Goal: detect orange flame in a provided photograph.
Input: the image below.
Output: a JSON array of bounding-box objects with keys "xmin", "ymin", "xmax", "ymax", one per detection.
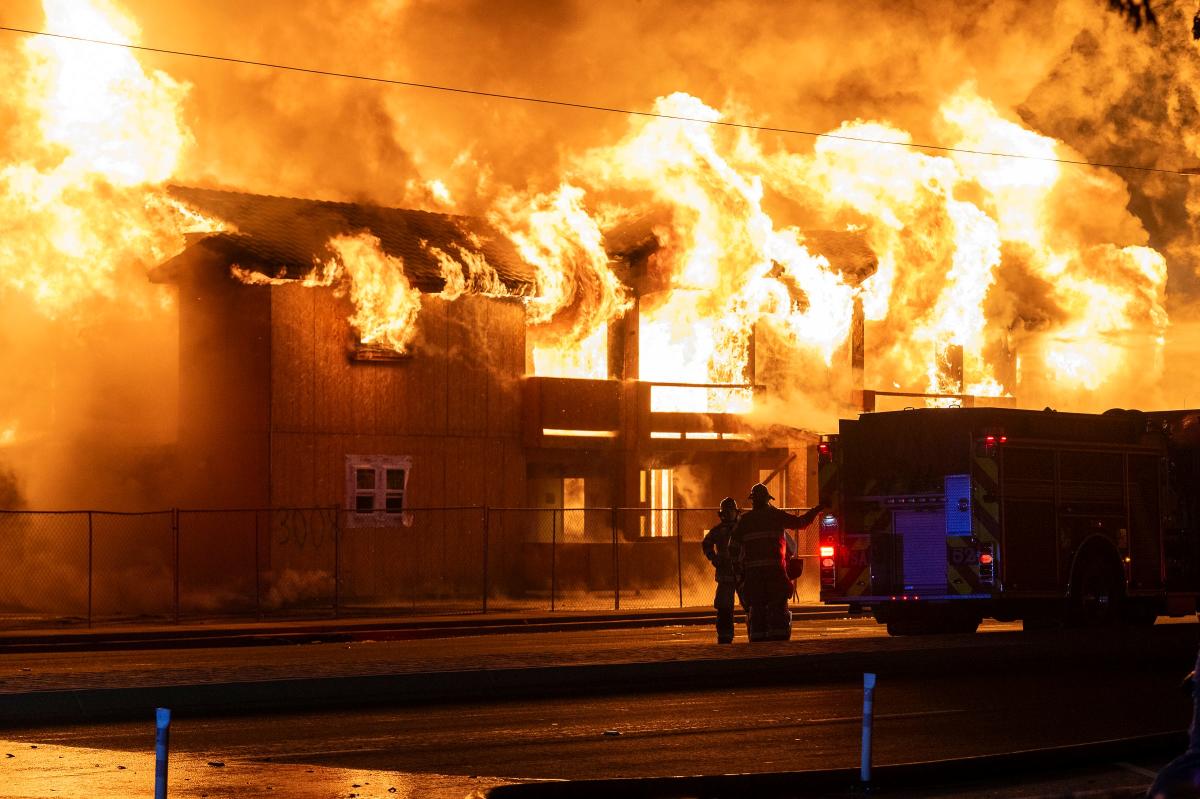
[{"xmin": 0, "ymin": 0, "xmax": 215, "ymax": 317}]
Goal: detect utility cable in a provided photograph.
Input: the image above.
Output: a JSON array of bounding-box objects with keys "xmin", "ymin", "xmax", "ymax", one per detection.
[{"xmin": 1, "ymin": 23, "xmax": 1196, "ymax": 178}]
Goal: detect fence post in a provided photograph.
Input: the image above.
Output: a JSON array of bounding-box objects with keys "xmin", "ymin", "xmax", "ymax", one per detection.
[
  {"xmin": 612, "ymin": 506, "xmax": 620, "ymax": 611},
  {"xmin": 550, "ymin": 509, "xmax": 557, "ymax": 612},
  {"xmin": 332, "ymin": 507, "xmax": 341, "ymax": 618},
  {"xmin": 675, "ymin": 508, "xmax": 683, "ymax": 608},
  {"xmin": 482, "ymin": 507, "xmax": 490, "ymax": 614},
  {"xmin": 253, "ymin": 510, "xmax": 262, "ymax": 620},
  {"xmin": 87, "ymin": 511, "xmax": 93, "ymax": 628},
  {"xmin": 172, "ymin": 508, "xmax": 180, "ymax": 624}
]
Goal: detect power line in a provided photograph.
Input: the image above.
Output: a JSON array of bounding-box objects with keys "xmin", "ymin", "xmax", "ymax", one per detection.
[{"xmin": 1, "ymin": 23, "xmax": 1196, "ymax": 178}]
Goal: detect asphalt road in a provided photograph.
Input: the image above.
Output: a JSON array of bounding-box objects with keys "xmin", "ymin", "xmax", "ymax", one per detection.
[{"xmin": 1, "ymin": 651, "xmax": 1191, "ymax": 798}]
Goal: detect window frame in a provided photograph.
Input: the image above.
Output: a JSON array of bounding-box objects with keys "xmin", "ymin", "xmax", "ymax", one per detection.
[{"xmin": 345, "ymin": 455, "xmax": 412, "ymax": 527}]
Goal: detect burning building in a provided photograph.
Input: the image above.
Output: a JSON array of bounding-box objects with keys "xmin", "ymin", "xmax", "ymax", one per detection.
[{"xmin": 151, "ymin": 184, "xmax": 839, "ymax": 514}]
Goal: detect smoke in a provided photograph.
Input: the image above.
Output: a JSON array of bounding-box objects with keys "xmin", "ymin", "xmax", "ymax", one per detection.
[{"xmin": 0, "ymin": 0, "xmax": 188, "ymax": 509}]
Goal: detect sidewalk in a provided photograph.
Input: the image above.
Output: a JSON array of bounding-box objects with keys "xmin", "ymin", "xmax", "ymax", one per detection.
[
  {"xmin": 1, "ymin": 618, "xmax": 1195, "ymax": 727},
  {"xmin": 0, "ymin": 604, "xmax": 848, "ymax": 652}
]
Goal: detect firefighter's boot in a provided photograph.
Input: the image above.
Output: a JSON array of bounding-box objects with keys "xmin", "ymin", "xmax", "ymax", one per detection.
[
  {"xmin": 765, "ymin": 603, "xmax": 792, "ymax": 641},
  {"xmin": 716, "ymin": 606, "xmax": 734, "ymax": 644},
  {"xmin": 746, "ymin": 605, "xmax": 768, "ymax": 642}
]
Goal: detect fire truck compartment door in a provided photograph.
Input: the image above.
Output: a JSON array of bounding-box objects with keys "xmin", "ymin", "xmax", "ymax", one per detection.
[
  {"xmin": 945, "ymin": 474, "xmax": 972, "ymax": 535},
  {"xmin": 895, "ymin": 509, "xmax": 947, "ymax": 592}
]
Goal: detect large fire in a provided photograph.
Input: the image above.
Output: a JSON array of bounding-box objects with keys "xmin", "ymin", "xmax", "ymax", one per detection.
[{"xmin": 0, "ymin": 0, "xmax": 1186, "ymax": 440}]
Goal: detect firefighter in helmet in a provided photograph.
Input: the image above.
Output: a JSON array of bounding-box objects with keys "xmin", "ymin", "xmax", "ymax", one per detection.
[
  {"xmin": 701, "ymin": 497, "xmax": 742, "ymax": 644},
  {"xmin": 730, "ymin": 483, "xmax": 824, "ymax": 642}
]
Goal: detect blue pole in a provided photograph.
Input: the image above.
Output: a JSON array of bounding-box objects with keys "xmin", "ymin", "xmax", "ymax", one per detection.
[
  {"xmin": 861, "ymin": 673, "xmax": 876, "ymax": 785},
  {"xmin": 155, "ymin": 707, "xmax": 170, "ymax": 799}
]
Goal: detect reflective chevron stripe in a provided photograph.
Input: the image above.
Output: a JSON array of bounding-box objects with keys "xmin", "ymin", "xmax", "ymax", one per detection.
[
  {"xmin": 971, "ymin": 454, "xmax": 1001, "ymax": 544},
  {"xmin": 971, "ymin": 452, "xmax": 1001, "ymax": 590}
]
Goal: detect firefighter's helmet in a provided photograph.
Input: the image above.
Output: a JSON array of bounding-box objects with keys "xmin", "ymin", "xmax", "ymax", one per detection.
[
  {"xmin": 719, "ymin": 497, "xmax": 738, "ymax": 521},
  {"xmin": 749, "ymin": 483, "xmax": 774, "ymax": 502}
]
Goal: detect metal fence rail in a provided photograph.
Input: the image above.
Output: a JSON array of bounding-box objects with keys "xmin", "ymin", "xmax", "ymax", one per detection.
[{"xmin": 0, "ymin": 506, "xmax": 818, "ymax": 630}]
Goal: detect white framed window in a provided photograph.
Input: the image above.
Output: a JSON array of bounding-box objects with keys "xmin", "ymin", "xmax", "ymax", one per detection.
[{"xmin": 345, "ymin": 455, "xmax": 412, "ymax": 527}]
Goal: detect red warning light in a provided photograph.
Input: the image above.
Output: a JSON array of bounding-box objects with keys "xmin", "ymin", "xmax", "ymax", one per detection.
[{"xmin": 979, "ymin": 553, "xmax": 994, "ymax": 565}]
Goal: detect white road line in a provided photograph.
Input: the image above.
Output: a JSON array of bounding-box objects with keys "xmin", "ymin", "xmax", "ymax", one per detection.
[
  {"xmin": 249, "ymin": 746, "xmax": 391, "ymax": 761},
  {"xmin": 1115, "ymin": 761, "xmax": 1160, "ymax": 779},
  {"xmin": 806, "ymin": 708, "xmax": 969, "ymax": 724}
]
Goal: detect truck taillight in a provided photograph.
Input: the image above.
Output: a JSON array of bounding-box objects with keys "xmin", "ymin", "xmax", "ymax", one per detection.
[
  {"xmin": 980, "ymin": 428, "xmax": 1008, "ymax": 458},
  {"xmin": 820, "ymin": 539, "xmax": 837, "ymax": 587},
  {"xmin": 979, "ymin": 543, "xmax": 996, "ymax": 584}
]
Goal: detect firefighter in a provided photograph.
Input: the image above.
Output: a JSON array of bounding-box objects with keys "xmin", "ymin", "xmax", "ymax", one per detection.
[
  {"xmin": 1147, "ymin": 655, "xmax": 1200, "ymax": 798},
  {"xmin": 730, "ymin": 483, "xmax": 824, "ymax": 642},
  {"xmin": 701, "ymin": 497, "xmax": 741, "ymax": 644}
]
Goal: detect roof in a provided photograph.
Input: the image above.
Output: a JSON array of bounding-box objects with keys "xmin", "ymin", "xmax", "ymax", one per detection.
[{"xmin": 153, "ymin": 185, "xmax": 538, "ymax": 294}]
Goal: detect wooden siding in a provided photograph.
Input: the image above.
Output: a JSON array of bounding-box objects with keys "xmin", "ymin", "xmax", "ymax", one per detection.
[
  {"xmin": 268, "ymin": 288, "xmax": 527, "ymax": 510},
  {"xmin": 175, "ymin": 248, "xmax": 271, "ymax": 508}
]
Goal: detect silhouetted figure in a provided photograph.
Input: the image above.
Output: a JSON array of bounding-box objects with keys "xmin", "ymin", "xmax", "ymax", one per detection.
[
  {"xmin": 701, "ymin": 497, "xmax": 741, "ymax": 644},
  {"xmin": 730, "ymin": 484, "xmax": 823, "ymax": 642},
  {"xmin": 1148, "ymin": 652, "xmax": 1200, "ymax": 798}
]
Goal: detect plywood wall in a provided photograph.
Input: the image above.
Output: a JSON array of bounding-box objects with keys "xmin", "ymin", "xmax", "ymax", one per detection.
[
  {"xmin": 268, "ymin": 287, "xmax": 527, "ymax": 510},
  {"xmin": 174, "ymin": 249, "xmax": 272, "ymax": 508}
]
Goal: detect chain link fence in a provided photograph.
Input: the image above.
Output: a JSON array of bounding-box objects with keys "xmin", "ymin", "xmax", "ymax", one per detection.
[{"xmin": 0, "ymin": 506, "xmax": 819, "ymax": 629}]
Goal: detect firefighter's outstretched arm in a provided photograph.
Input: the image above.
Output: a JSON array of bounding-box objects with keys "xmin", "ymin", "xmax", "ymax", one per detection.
[{"xmin": 780, "ymin": 503, "xmax": 825, "ymax": 529}]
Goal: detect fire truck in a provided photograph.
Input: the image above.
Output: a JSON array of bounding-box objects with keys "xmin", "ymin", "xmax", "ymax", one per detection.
[{"xmin": 817, "ymin": 407, "xmax": 1200, "ymax": 635}]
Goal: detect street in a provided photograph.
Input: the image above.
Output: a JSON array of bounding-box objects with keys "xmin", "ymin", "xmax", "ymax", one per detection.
[{"xmin": 0, "ymin": 622, "xmax": 1192, "ymax": 798}]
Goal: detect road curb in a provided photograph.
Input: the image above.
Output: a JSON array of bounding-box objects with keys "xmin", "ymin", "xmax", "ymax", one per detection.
[{"xmin": 3, "ymin": 625, "xmax": 1195, "ymax": 727}]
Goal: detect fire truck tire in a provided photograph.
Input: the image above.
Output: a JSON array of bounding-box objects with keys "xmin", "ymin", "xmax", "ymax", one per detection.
[{"xmin": 885, "ymin": 619, "xmax": 919, "ymax": 636}]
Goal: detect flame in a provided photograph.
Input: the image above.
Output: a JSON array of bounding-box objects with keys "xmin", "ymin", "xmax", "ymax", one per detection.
[
  {"xmin": 0, "ymin": 0, "xmax": 216, "ymax": 318},
  {"xmin": 768, "ymin": 85, "xmax": 1167, "ymax": 406},
  {"xmin": 1, "ymin": 0, "xmax": 1173, "ymax": 426},
  {"xmin": 324, "ymin": 232, "xmax": 422, "ymax": 353},
  {"xmin": 490, "ymin": 184, "xmax": 630, "ymax": 379},
  {"xmin": 234, "ymin": 85, "xmax": 1167, "ymax": 416},
  {"xmin": 565, "ymin": 92, "xmax": 856, "ymax": 411}
]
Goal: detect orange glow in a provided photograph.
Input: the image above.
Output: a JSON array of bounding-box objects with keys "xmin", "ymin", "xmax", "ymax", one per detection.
[
  {"xmin": 0, "ymin": 2, "xmax": 1178, "ymax": 434},
  {"xmin": 1, "ymin": 0, "xmax": 215, "ymax": 318}
]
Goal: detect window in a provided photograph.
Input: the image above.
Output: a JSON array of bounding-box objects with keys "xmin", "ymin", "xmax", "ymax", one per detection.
[
  {"xmin": 563, "ymin": 477, "xmax": 586, "ymax": 539},
  {"xmin": 346, "ymin": 455, "xmax": 412, "ymax": 526},
  {"xmin": 639, "ymin": 468, "xmax": 675, "ymax": 537}
]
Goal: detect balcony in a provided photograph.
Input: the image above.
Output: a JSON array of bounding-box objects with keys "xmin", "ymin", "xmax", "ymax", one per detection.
[{"xmin": 522, "ymin": 377, "xmax": 759, "ymax": 449}]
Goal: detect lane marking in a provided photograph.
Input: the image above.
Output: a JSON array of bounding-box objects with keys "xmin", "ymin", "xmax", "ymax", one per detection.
[
  {"xmin": 1116, "ymin": 761, "xmax": 1160, "ymax": 779},
  {"xmin": 252, "ymin": 746, "xmax": 391, "ymax": 761},
  {"xmin": 806, "ymin": 708, "xmax": 969, "ymax": 724}
]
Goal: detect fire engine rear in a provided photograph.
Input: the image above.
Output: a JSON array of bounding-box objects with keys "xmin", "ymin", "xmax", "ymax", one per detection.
[{"xmin": 817, "ymin": 407, "xmax": 1200, "ymax": 635}]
